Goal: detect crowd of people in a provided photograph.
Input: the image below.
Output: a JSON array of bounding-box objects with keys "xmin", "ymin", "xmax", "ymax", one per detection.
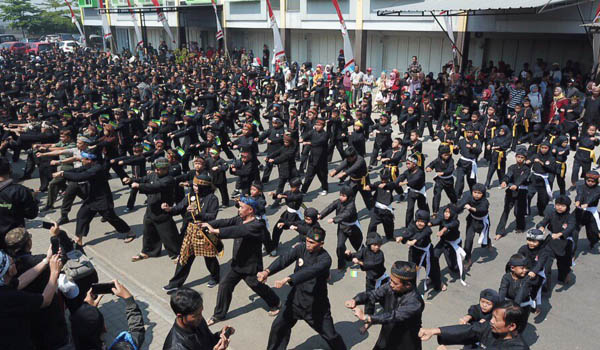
[{"xmin": 0, "ymin": 42, "xmax": 598, "ymax": 350}]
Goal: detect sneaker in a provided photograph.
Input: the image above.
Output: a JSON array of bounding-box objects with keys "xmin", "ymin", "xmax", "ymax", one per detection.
[
  {"xmin": 207, "ymin": 279, "xmax": 218, "ymax": 288},
  {"xmin": 270, "ymin": 249, "xmax": 277, "ymax": 257},
  {"xmin": 319, "ymin": 190, "xmax": 328, "ymax": 196},
  {"xmin": 162, "ymin": 284, "xmax": 178, "ymax": 293},
  {"xmin": 123, "ymin": 207, "xmax": 133, "ymax": 213}
]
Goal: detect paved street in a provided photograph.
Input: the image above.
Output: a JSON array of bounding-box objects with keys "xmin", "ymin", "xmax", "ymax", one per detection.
[{"xmin": 24, "ymin": 116, "xmax": 599, "ymax": 350}]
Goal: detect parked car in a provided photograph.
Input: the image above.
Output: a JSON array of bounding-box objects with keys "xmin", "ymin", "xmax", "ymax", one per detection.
[
  {"xmin": 42, "ymin": 34, "xmax": 61, "ymax": 43},
  {"xmin": 57, "ymin": 33, "xmax": 75, "ymax": 41},
  {"xmin": 0, "ymin": 41, "xmax": 27, "ymax": 54},
  {"xmin": 26, "ymin": 42, "xmax": 52, "ymax": 55},
  {"xmin": 21, "ymin": 37, "xmax": 39, "ymax": 43},
  {"xmin": 59, "ymin": 40, "xmax": 79, "ymax": 53},
  {"xmin": 0, "ymin": 34, "xmax": 17, "ymax": 43}
]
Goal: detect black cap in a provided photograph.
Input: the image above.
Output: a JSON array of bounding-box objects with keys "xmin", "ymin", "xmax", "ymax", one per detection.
[
  {"xmin": 290, "ymin": 177, "xmax": 302, "ymax": 188},
  {"xmin": 390, "ymin": 260, "xmax": 417, "ymax": 280},
  {"xmin": 366, "ymin": 232, "xmax": 384, "ymax": 246},
  {"xmin": 480, "ymin": 288, "xmax": 501, "ymax": 305},
  {"xmin": 345, "ymin": 146, "xmax": 357, "ymax": 158},
  {"xmin": 307, "ymin": 226, "xmax": 326, "ymax": 243},
  {"xmin": 340, "ymin": 186, "xmax": 353, "ymax": 198},
  {"xmin": 438, "ymin": 145, "xmax": 451, "ymax": 154},
  {"xmin": 304, "ymin": 207, "xmax": 319, "ymax": 221},
  {"xmin": 508, "ymin": 253, "xmax": 528, "ymax": 267},
  {"xmin": 515, "ymin": 147, "xmax": 527, "ymax": 157},
  {"xmin": 251, "ymin": 181, "xmax": 263, "ymax": 191},
  {"xmin": 415, "ymin": 209, "xmax": 430, "ymax": 222},
  {"xmin": 555, "ymin": 194, "xmax": 571, "ymax": 206},
  {"xmin": 472, "ymin": 183, "xmax": 486, "ymax": 194}
]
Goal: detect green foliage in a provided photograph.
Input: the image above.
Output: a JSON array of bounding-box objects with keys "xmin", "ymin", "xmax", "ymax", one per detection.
[{"xmin": 0, "ymin": 0, "xmax": 80, "ymax": 35}]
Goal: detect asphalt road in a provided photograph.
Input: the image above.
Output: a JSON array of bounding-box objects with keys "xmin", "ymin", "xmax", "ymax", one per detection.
[{"xmin": 24, "ymin": 116, "xmax": 600, "ymax": 350}]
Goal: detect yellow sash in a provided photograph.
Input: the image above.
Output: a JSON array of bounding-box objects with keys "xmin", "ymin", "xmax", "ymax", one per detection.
[
  {"xmin": 494, "ymin": 149, "xmax": 504, "ymax": 169},
  {"xmin": 351, "ymin": 176, "xmax": 369, "ymax": 190},
  {"xmin": 556, "ymin": 160, "xmax": 566, "ymax": 178},
  {"xmin": 441, "ymin": 141, "xmax": 455, "ymax": 154},
  {"xmin": 385, "ymin": 165, "xmax": 399, "ymax": 182},
  {"xmin": 580, "ymin": 147, "xmax": 596, "ymax": 162}
]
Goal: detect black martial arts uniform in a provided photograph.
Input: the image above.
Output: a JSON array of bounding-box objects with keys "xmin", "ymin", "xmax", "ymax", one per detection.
[
  {"xmin": 367, "ymin": 181, "xmax": 396, "ymax": 240},
  {"xmin": 496, "ymin": 162, "xmax": 531, "ymax": 237},
  {"xmin": 335, "ymin": 155, "xmax": 373, "ymax": 210},
  {"xmin": 396, "ymin": 223, "xmax": 442, "ymax": 291},
  {"xmin": 396, "ymin": 166, "xmax": 429, "ymax": 227},
  {"xmin": 270, "ymin": 189, "xmax": 304, "ymax": 252},
  {"xmin": 574, "ymin": 182, "xmax": 600, "ymax": 251},
  {"xmin": 348, "ymin": 245, "xmax": 386, "ymax": 315},
  {"xmin": 436, "ymin": 321, "xmax": 530, "ymax": 350},
  {"xmin": 266, "ymin": 243, "xmax": 347, "ymax": 350},
  {"xmin": 455, "ymin": 193, "xmax": 491, "ymax": 263},
  {"xmin": 427, "ymin": 154, "xmax": 457, "ymax": 215},
  {"xmin": 454, "ymin": 136, "xmax": 482, "ymax": 198},
  {"xmin": 527, "ymin": 149, "xmax": 555, "ymax": 216},
  {"xmin": 536, "ymin": 205, "xmax": 577, "ymax": 283},
  {"xmin": 320, "ymin": 197, "xmax": 364, "ymax": 269},
  {"xmin": 300, "ymin": 127, "xmax": 329, "ymax": 193}
]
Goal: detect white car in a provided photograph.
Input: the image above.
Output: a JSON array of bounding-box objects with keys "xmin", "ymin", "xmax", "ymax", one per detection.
[{"xmin": 59, "ymin": 40, "xmax": 79, "ymax": 53}]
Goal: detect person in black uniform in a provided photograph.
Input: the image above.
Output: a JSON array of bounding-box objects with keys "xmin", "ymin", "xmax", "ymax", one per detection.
[
  {"xmin": 268, "ymin": 177, "xmax": 304, "ymax": 256},
  {"xmin": 259, "ymin": 118, "xmax": 285, "ymax": 184},
  {"xmin": 499, "ymin": 254, "xmax": 540, "ymax": 315},
  {"xmin": 430, "ymin": 205, "xmax": 466, "ymax": 287},
  {"xmin": 571, "ymin": 124, "xmax": 598, "ymax": 187},
  {"xmin": 365, "ymin": 168, "xmax": 396, "ymax": 240},
  {"xmin": 0, "ymin": 157, "xmax": 38, "ymax": 250},
  {"xmin": 163, "ymin": 287, "xmax": 232, "ymax": 350},
  {"xmin": 128, "ymin": 157, "xmax": 181, "ymax": 262},
  {"xmin": 396, "ymin": 153, "xmax": 429, "ymax": 227},
  {"xmin": 574, "ymin": 171, "xmax": 600, "ymax": 252},
  {"xmin": 345, "ymin": 260, "xmax": 425, "ymax": 350},
  {"xmin": 114, "ymin": 143, "xmax": 148, "ymax": 213},
  {"xmin": 284, "ymin": 207, "xmax": 321, "ymax": 243},
  {"xmin": 484, "ymin": 125, "xmax": 512, "ymax": 189},
  {"xmin": 201, "ymin": 196, "xmax": 281, "ymax": 325},
  {"xmin": 55, "ymin": 151, "xmax": 132, "ymax": 247},
  {"xmin": 319, "ymin": 186, "xmax": 363, "ymax": 270},
  {"xmin": 207, "ymin": 148, "xmax": 230, "ymax": 207},
  {"xmin": 527, "ymin": 141, "xmax": 555, "ymax": 217},
  {"xmin": 454, "ymin": 125, "xmax": 482, "ymax": 198},
  {"xmin": 258, "ymin": 226, "xmax": 348, "ymax": 350},
  {"xmin": 426, "ymin": 144, "xmax": 456, "ymax": 217},
  {"xmin": 458, "ymin": 288, "xmax": 501, "ymax": 325},
  {"xmin": 495, "ymin": 147, "xmax": 531, "ymax": 239},
  {"xmin": 330, "ymin": 146, "xmax": 373, "ymax": 210},
  {"xmin": 266, "ymin": 134, "xmax": 298, "ymax": 207},
  {"xmin": 537, "ymin": 195, "xmax": 576, "ymax": 285},
  {"xmin": 517, "ymin": 229, "xmax": 553, "ymax": 307},
  {"xmin": 162, "ymin": 174, "xmax": 220, "ymax": 291},
  {"xmin": 455, "ymin": 183, "xmax": 491, "ymax": 269},
  {"xmin": 369, "ymin": 114, "xmax": 393, "ymax": 168},
  {"xmin": 300, "ymin": 119, "xmax": 329, "ymax": 196},
  {"xmin": 420, "ymin": 300, "xmax": 530, "ymax": 350},
  {"xmin": 344, "ymin": 232, "xmax": 387, "ymax": 315}
]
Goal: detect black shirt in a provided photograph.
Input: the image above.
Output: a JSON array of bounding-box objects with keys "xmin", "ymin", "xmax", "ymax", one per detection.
[{"xmin": 0, "ymin": 285, "xmax": 44, "ymax": 350}]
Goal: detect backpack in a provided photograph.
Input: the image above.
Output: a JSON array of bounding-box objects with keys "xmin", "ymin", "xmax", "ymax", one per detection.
[{"xmin": 63, "ymin": 249, "xmax": 96, "ymax": 281}]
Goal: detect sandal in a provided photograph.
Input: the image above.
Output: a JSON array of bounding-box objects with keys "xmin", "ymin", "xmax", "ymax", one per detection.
[
  {"xmin": 206, "ymin": 316, "xmax": 221, "ymax": 326},
  {"xmin": 124, "ymin": 233, "xmax": 136, "ymax": 244},
  {"xmin": 131, "ymin": 253, "xmax": 149, "ymax": 262}
]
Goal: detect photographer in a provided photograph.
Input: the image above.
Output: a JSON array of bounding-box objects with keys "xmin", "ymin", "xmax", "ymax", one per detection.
[{"xmin": 70, "ymin": 280, "xmax": 145, "ymax": 350}]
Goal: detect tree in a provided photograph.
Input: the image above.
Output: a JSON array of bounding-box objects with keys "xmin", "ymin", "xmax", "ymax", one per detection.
[{"xmin": 0, "ymin": 0, "xmax": 41, "ymax": 36}]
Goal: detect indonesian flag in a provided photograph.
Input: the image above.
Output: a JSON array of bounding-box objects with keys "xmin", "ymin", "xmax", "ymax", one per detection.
[
  {"xmin": 98, "ymin": 0, "xmax": 112, "ymax": 40},
  {"xmin": 150, "ymin": 0, "xmax": 175, "ymax": 44},
  {"xmin": 266, "ymin": 0, "xmax": 285, "ymax": 64},
  {"xmin": 331, "ymin": 0, "xmax": 354, "ymax": 73},
  {"xmin": 64, "ymin": 0, "xmax": 86, "ymax": 47},
  {"xmin": 594, "ymin": 2, "xmax": 600, "ymax": 23},
  {"xmin": 125, "ymin": 0, "xmax": 144, "ymax": 48},
  {"xmin": 211, "ymin": 0, "xmax": 224, "ymax": 41}
]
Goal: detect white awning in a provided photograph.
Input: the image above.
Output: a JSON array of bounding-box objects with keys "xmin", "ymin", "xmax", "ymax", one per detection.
[{"xmin": 377, "ymin": 0, "xmax": 595, "ymax": 16}]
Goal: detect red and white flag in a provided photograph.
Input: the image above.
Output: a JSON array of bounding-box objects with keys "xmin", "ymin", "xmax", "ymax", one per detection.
[
  {"xmin": 331, "ymin": 0, "xmax": 354, "ymax": 72},
  {"xmin": 125, "ymin": 0, "xmax": 144, "ymax": 48},
  {"xmin": 266, "ymin": 0, "xmax": 285, "ymax": 64},
  {"xmin": 64, "ymin": 0, "xmax": 86, "ymax": 47},
  {"xmin": 98, "ymin": 0, "xmax": 112, "ymax": 40},
  {"xmin": 211, "ymin": 0, "xmax": 224, "ymax": 41},
  {"xmin": 150, "ymin": 0, "xmax": 175, "ymax": 44}
]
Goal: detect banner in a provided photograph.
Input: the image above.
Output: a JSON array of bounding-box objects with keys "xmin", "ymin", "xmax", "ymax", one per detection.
[
  {"xmin": 98, "ymin": 0, "xmax": 112, "ymax": 41},
  {"xmin": 125, "ymin": 0, "xmax": 144, "ymax": 48},
  {"xmin": 331, "ymin": 0, "xmax": 354, "ymax": 72},
  {"xmin": 150, "ymin": 0, "xmax": 175, "ymax": 44},
  {"xmin": 64, "ymin": 0, "xmax": 86, "ymax": 47},
  {"xmin": 211, "ymin": 0, "xmax": 224, "ymax": 40},
  {"xmin": 266, "ymin": 0, "xmax": 285, "ymax": 64}
]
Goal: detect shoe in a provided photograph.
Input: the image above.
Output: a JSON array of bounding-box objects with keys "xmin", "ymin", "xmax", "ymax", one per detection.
[
  {"xmin": 100, "ymin": 217, "xmax": 107, "ymax": 223},
  {"xmin": 207, "ymin": 279, "xmax": 218, "ymax": 288},
  {"xmin": 220, "ymin": 204, "xmax": 228, "ymax": 209},
  {"xmin": 319, "ymin": 190, "xmax": 327, "ymax": 196},
  {"xmin": 270, "ymin": 249, "xmax": 277, "ymax": 257},
  {"xmin": 162, "ymin": 284, "xmax": 178, "ymax": 293},
  {"xmin": 57, "ymin": 217, "xmax": 69, "ymax": 225},
  {"xmin": 123, "ymin": 207, "xmax": 133, "ymax": 213},
  {"xmin": 40, "ymin": 205, "xmax": 52, "ymax": 213}
]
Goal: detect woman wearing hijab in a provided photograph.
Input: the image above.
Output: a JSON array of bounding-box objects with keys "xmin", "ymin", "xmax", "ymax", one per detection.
[
  {"xmin": 547, "ymin": 86, "xmax": 569, "ymax": 124},
  {"xmin": 528, "ymin": 84, "xmax": 543, "ymax": 125}
]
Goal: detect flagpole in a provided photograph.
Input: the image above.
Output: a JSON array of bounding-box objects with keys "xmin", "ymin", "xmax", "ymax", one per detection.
[{"xmin": 430, "ymin": 12, "xmax": 463, "ymax": 58}]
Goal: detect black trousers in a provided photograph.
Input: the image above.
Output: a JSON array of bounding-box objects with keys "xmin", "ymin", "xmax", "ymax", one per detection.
[
  {"xmin": 408, "ymin": 245, "xmax": 441, "ymax": 290},
  {"xmin": 61, "ymin": 181, "xmax": 86, "ymax": 219},
  {"xmin": 126, "ymin": 187, "xmax": 139, "ymax": 209},
  {"xmin": 213, "ymin": 269, "xmax": 280, "ymax": 320},
  {"xmin": 262, "ymin": 162, "xmax": 274, "ymax": 183},
  {"xmin": 418, "ymin": 118, "xmax": 435, "ymax": 139},
  {"xmin": 75, "ymin": 205, "xmax": 130, "ymax": 238},
  {"xmin": 433, "ymin": 240, "xmax": 459, "ymax": 274},
  {"xmin": 369, "ymin": 142, "xmax": 388, "ymax": 167},
  {"xmin": 169, "ymin": 255, "xmax": 220, "ymax": 287},
  {"xmin": 405, "ymin": 191, "xmax": 429, "ymax": 227},
  {"xmin": 301, "ymin": 160, "xmax": 328, "ymax": 193},
  {"xmin": 464, "ymin": 216, "xmax": 488, "ymax": 262},
  {"xmin": 348, "ymin": 180, "xmax": 373, "ymax": 210},
  {"xmin": 575, "ymin": 208, "xmax": 600, "ymax": 250},
  {"xmin": 328, "ymin": 140, "xmax": 346, "ymax": 162},
  {"xmin": 556, "ymin": 242, "xmax": 573, "ymax": 283},
  {"xmin": 141, "ymin": 216, "xmax": 181, "ymax": 258},
  {"xmin": 367, "ymin": 208, "xmax": 394, "ymax": 240},
  {"xmin": 215, "ymin": 182, "xmax": 229, "ymax": 206},
  {"xmin": 267, "ymin": 303, "xmax": 347, "ymax": 350},
  {"xmin": 455, "ymin": 163, "xmax": 477, "ymax": 198},
  {"xmin": 336, "ymin": 225, "xmax": 363, "ymax": 269},
  {"xmin": 299, "ymin": 145, "xmax": 311, "ymax": 173},
  {"xmin": 527, "ymin": 180, "xmax": 550, "ymax": 217},
  {"xmin": 485, "ymin": 157, "xmax": 505, "ymax": 188},
  {"xmin": 571, "ymin": 159, "xmax": 592, "ymax": 185},
  {"xmin": 38, "ymin": 162, "xmax": 54, "ymax": 192},
  {"xmin": 432, "ymin": 180, "xmax": 457, "ymax": 214},
  {"xmin": 496, "ymin": 189, "xmax": 528, "ymax": 236}
]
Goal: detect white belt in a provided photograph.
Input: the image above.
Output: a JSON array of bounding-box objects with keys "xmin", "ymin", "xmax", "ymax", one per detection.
[
  {"xmin": 534, "ymin": 269, "xmax": 547, "ymax": 306},
  {"xmin": 436, "ymin": 174, "xmax": 454, "ymax": 180},
  {"xmin": 520, "ymin": 299, "xmax": 536, "ymax": 309},
  {"xmin": 286, "ymin": 206, "xmax": 304, "ymax": 220},
  {"xmin": 375, "ymin": 201, "xmax": 394, "ymax": 213},
  {"xmin": 342, "ymin": 219, "xmax": 362, "ymax": 230},
  {"xmin": 413, "ymin": 243, "xmax": 432, "ymax": 290},
  {"xmin": 518, "ymin": 185, "xmax": 528, "ymax": 190},
  {"xmin": 532, "ymin": 171, "xmax": 552, "ymax": 198},
  {"xmin": 471, "ymin": 214, "xmax": 490, "ymax": 246},
  {"xmin": 375, "ymin": 273, "xmax": 390, "ymax": 288},
  {"xmin": 584, "ymin": 206, "xmax": 600, "ymax": 229},
  {"xmin": 447, "ymin": 238, "xmax": 467, "ymax": 286},
  {"xmin": 460, "ymin": 156, "xmax": 477, "ymax": 180},
  {"xmin": 409, "ymin": 186, "xmax": 427, "ymax": 198}
]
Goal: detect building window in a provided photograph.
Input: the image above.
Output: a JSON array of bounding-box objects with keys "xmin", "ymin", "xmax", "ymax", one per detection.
[
  {"xmin": 370, "ymin": 0, "xmax": 409, "ymax": 13},
  {"xmin": 271, "ymin": 0, "xmax": 280, "ymax": 11},
  {"xmin": 307, "ymin": 0, "xmax": 349, "ymax": 15},
  {"xmin": 287, "ymin": 0, "xmax": 300, "ymax": 12},
  {"xmin": 230, "ymin": 1, "xmax": 261, "ymax": 15}
]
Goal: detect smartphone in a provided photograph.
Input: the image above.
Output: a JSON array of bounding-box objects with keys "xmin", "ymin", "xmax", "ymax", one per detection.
[
  {"xmin": 42, "ymin": 221, "xmax": 54, "ymax": 229},
  {"xmin": 91, "ymin": 282, "xmax": 116, "ymax": 295},
  {"xmin": 50, "ymin": 236, "xmax": 60, "ymax": 255},
  {"xmin": 224, "ymin": 327, "xmax": 233, "ymax": 339}
]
